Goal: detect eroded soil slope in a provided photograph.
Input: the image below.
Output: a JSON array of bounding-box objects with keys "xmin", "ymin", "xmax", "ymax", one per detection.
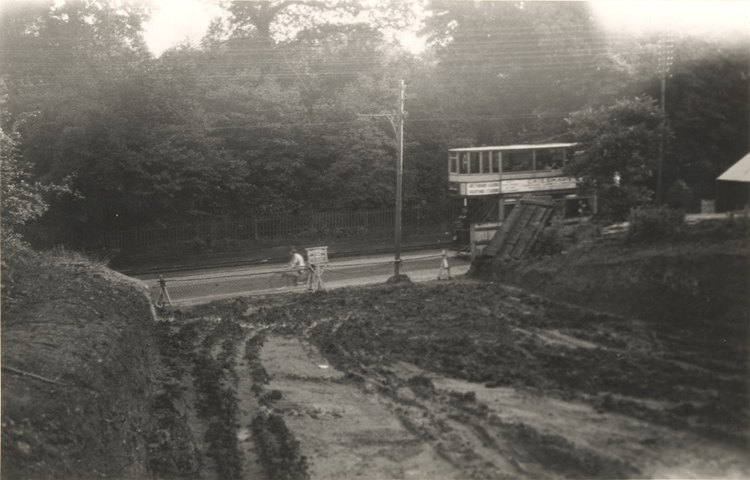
[
  {"xmin": 1, "ymin": 251, "xmax": 158, "ymax": 479},
  {"xmin": 151, "ymin": 279, "xmax": 749, "ymax": 479}
]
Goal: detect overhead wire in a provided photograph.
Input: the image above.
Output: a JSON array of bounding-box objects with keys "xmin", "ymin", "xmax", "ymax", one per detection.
[
  {"xmin": 3, "ymin": 21, "xmax": 663, "ymax": 131},
  {"xmin": 146, "ymin": 111, "xmax": 569, "ymax": 133},
  {"xmin": 5, "ymin": 41, "xmax": 644, "ymax": 64},
  {"xmin": 5, "ymin": 22, "xmax": 646, "ymax": 44},
  {"xmin": 1, "ymin": 57, "xmax": 646, "ymax": 84}
]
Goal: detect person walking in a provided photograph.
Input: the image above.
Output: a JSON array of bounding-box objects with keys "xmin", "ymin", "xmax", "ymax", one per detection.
[{"xmin": 283, "ymin": 247, "xmax": 307, "ymax": 287}]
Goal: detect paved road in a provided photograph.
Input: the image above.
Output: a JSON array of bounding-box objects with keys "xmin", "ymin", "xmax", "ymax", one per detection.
[{"xmin": 139, "ymin": 249, "xmax": 471, "ymax": 306}]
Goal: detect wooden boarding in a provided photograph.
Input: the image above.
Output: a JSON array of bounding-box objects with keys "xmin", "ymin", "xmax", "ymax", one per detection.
[
  {"xmin": 469, "ymin": 222, "xmax": 502, "ymax": 261},
  {"xmin": 469, "ymin": 196, "xmax": 555, "ymax": 275}
]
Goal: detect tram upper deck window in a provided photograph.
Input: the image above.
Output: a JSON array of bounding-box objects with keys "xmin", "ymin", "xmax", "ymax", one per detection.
[
  {"xmin": 460, "ymin": 153, "xmax": 469, "ymax": 173},
  {"xmin": 449, "ymin": 153, "xmax": 458, "ymax": 173},
  {"xmin": 492, "ymin": 152, "xmax": 500, "ymax": 173},
  {"xmin": 470, "ymin": 152, "xmax": 481, "ymax": 173},
  {"xmin": 503, "ymin": 151, "xmax": 533, "ymax": 172},
  {"xmin": 535, "ymin": 149, "xmax": 565, "ymax": 171}
]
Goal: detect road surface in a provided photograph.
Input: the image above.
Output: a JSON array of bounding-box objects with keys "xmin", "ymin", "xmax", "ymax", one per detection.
[{"xmin": 138, "ymin": 249, "xmax": 471, "ymax": 306}]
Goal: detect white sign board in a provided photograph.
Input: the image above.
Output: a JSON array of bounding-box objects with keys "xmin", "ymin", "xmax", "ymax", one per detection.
[
  {"xmin": 501, "ymin": 177, "xmax": 577, "ymax": 193},
  {"xmin": 305, "ymin": 246, "xmax": 328, "ymax": 265},
  {"xmin": 466, "ymin": 182, "xmax": 501, "ymax": 196}
]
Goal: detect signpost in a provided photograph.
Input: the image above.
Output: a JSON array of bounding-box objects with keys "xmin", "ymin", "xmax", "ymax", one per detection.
[{"xmin": 305, "ymin": 246, "xmax": 328, "ymax": 291}]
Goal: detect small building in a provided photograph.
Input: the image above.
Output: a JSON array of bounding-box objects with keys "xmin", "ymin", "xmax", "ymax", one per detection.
[{"xmin": 716, "ymin": 153, "xmax": 750, "ymax": 212}]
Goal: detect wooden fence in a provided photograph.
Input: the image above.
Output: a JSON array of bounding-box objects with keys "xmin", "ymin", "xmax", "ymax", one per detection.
[{"xmin": 99, "ymin": 204, "xmax": 460, "ymax": 250}]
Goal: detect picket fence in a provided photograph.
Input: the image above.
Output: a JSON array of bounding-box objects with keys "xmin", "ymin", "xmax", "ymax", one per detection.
[{"xmin": 101, "ymin": 204, "xmax": 459, "ymax": 249}]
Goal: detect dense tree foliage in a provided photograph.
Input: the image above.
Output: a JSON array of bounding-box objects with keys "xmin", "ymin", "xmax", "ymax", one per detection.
[
  {"xmin": 415, "ymin": 1, "xmax": 631, "ymax": 145},
  {"xmin": 1, "ymin": 119, "xmax": 48, "ymax": 239},
  {"xmin": 1, "ymin": 0, "xmax": 747, "ymax": 246},
  {"xmin": 658, "ymin": 39, "xmax": 750, "ymax": 201},
  {"xmin": 565, "ymin": 96, "xmax": 670, "ymax": 220},
  {"xmin": 0, "ymin": 95, "xmax": 72, "ymax": 248}
]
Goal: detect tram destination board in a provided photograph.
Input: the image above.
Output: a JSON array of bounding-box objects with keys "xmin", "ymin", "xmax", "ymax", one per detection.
[
  {"xmin": 502, "ymin": 177, "xmax": 577, "ymax": 193},
  {"xmin": 466, "ymin": 182, "xmax": 501, "ymax": 196}
]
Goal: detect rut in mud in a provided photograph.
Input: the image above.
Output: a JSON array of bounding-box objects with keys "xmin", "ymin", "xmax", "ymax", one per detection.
[{"xmin": 150, "ymin": 281, "xmax": 749, "ymax": 479}]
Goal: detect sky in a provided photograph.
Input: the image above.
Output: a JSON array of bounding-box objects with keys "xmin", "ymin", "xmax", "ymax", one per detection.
[
  {"xmin": 143, "ymin": 0, "xmax": 223, "ymax": 55},
  {"xmin": 588, "ymin": 1, "xmax": 750, "ymax": 38},
  {"xmin": 143, "ymin": 0, "xmax": 750, "ymax": 57}
]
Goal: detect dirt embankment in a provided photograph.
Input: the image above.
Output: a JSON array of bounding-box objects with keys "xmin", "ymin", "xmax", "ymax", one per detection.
[
  {"xmin": 1, "ymin": 250, "xmax": 162, "ymax": 479},
  {"xmin": 476, "ymin": 237, "xmax": 748, "ymax": 357},
  {"xmin": 2, "ymin": 226, "xmax": 748, "ymax": 480}
]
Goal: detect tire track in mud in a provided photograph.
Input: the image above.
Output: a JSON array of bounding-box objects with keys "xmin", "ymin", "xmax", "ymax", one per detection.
[
  {"xmin": 243, "ymin": 330, "xmax": 310, "ymax": 480},
  {"xmin": 153, "ymin": 313, "xmax": 312, "ymax": 480},
  {"xmin": 234, "ymin": 330, "xmax": 265, "ymax": 480},
  {"xmin": 252, "ymin": 332, "xmax": 638, "ymax": 479},
  {"xmin": 256, "ymin": 334, "xmax": 464, "ymax": 479},
  {"xmin": 344, "ymin": 364, "xmax": 642, "ymax": 479},
  {"xmin": 151, "ymin": 282, "xmax": 750, "ymax": 479}
]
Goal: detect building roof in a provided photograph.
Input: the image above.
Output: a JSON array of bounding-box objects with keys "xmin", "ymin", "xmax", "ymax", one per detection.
[
  {"xmin": 718, "ymin": 153, "xmax": 750, "ymax": 183},
  {"xmin": 449, "ymin": 143, "xmax": 576, "ymax": 152}
]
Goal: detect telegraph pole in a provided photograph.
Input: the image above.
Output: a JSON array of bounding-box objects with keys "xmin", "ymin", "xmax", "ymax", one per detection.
[
  {"xmin": 657, "ymin": 30, "xmax": 674, "ymax": 204},
  {"xmin": 394, "ymin": 80, "xmax": 405, "ymax": 276},
  {"xmin": 358, "ymin": 80, "xmax": 407, "ymax": 279}
]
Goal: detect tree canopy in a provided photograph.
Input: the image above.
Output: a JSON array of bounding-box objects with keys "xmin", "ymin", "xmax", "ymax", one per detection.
[
  {"xmin": 1, "ymin": 0, "xmax": 747, "ymax": 246},
  {"xmin": 565, "ymin": 96, "xmax": 670, "ymax": 220}
]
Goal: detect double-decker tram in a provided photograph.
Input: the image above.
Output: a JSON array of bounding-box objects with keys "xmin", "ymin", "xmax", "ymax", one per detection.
[{"xmin": 448, "ymin": 143, "xmax": 596, "ymax": 249}]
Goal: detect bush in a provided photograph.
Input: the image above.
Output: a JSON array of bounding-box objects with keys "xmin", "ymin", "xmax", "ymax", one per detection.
[
  {"xmin": 598, "ymin": 185, "xmax": 654, "ymax": 223},
  {"xmin": 685, "ymin": 212, "xmax": 750, "ymax": 240},
  {"xmin": 721, "ymin": 211, "xmax": 750, "ymax": 238},
  {"xmin": 529, "ymin": 219, "xmax": 567, "ymax": 258},
  {"xmin": 666, "ymin": 179, "xmax": 693, "ymax": 211},
  {"xmin": 626, "ymin": 206, "xmax": 685, "ymax": 243}
]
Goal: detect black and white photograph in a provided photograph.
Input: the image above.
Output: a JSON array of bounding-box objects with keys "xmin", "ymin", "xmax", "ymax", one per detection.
[{"xmin": 2, "ymin": 0, "xmax": 749, "ymax": 478}]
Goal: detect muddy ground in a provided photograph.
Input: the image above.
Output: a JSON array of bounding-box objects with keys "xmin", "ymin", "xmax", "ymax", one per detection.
[
  {"xmin": 148, "ymin": 271, "xmax": 748, "ymax": 479},
  {"xmin": 3, "ymin": 221, "xmax": 749, "ymax": 479}
]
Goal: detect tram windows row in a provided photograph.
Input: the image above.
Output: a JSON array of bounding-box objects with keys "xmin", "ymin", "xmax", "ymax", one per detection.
[{"xmin": 449, "ymin": 149, "xmax": 566, "ymax": 174}]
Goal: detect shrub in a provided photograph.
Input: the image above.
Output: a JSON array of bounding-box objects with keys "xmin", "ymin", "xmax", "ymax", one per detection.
[
  {"xmin": 626, "ymin": 206, "xmax": 685, "ymax": 243},
  {"xmin": 529, "ymin": 219, "xmax": 567, "ymax": 258},
  {"xmin": 687, "ymin": 212, "xmax": 750, "ymax": 240},
  {"xmin": 598, "ymin": 185, "xmax": 654, "ymax": 223},
  {"xmin": 666, "ymin": 179, "xmax": 693, "ymax": 211},
  {"xmin": 722, "ymin": 211, "xmax": 750, "ymax": 238}
]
